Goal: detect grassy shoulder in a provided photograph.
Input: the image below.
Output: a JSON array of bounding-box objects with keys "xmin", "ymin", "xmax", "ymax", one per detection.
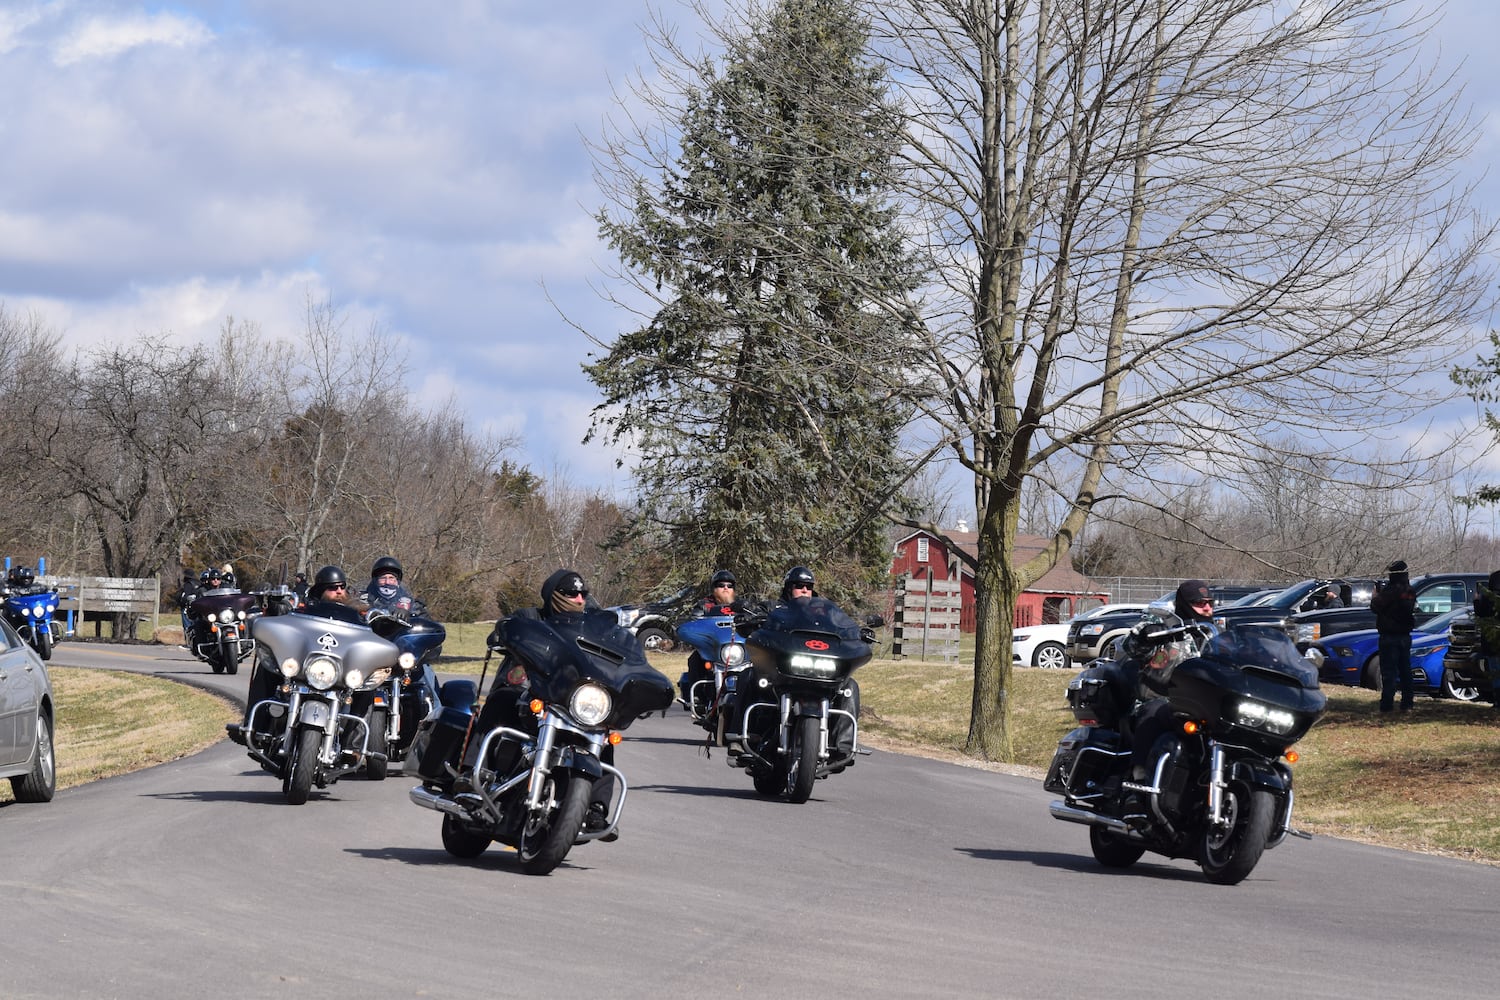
[{"xmin": 0, "ymin": 667, "xmax": 238, "ymax": 804}]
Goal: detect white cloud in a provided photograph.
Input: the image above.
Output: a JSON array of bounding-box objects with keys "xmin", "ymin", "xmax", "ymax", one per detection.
[{"xmin": 53, "ymin": 9, "xmax": 211, "ymax": 65}]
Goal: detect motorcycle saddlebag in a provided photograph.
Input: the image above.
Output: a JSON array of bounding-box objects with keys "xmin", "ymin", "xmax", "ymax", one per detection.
[
  {"xmin": 413, "ymin": 679, "xmax": 478, "ymax": 783},
  {"xmin": 1044, "ymin": 726, "xmax": 1124, "ymax": 795},
  {"xmin": 1066, "ymin": 662, "xmax": 1130, "ymax": 729}
]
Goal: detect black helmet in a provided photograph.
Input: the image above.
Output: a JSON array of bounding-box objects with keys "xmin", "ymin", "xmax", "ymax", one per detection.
[
  {"xmin": 710, "ymin": 569, "xmax": 736, "ymax": 587},
  {"xmin": 1173, "ymin": 579, "xmax": 1213, "ymax": 621},
  {"xmin": 310, "ymin": 565, "xmax": 348, "ymax": 599},
  {"xmin": 202, "ymin": 567, "xmax": 223, "ymax": 586},
  {"xmin": 371, "ymin": 555, "xmax": 403, "ymax": 581},
  {"xmin": 781, "ymin": 566, "xmax": 816, "ymax": 601},
  {"xmin": 9, "ymin": 566, "xmax": 34, "ymax": 587}
]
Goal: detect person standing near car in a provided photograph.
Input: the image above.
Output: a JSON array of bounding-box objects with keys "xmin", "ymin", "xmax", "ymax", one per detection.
[{"xmin": 1370, "ymin": 559, "xmax": 1418, "ymax": 713}]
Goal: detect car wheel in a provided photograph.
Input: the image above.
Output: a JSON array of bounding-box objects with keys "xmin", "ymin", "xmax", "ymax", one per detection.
[
  {"xmin": 1362, "ymin": 655, "xmax": 1382, "ymax": 691},
  {"xmin": 1101, "ymin": 635, "xmax": 1124, "ymax": 661},
  {"xmin": 1441, "ymin": 670, "xmax": 1481, "ymax": 702},
  {"xmin": 635, "ymin": 626, "xmax": 674, "ymax": 653},
  {"xmin": 1032, "ymin": 642, "xmax": 1068, "ymax": 670},
  {"xmin": 11, "ymin": 713, "xmax": 56, "ymax": 802}
]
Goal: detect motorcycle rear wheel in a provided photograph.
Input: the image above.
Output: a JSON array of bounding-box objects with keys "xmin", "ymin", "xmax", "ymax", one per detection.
[
  {"xmin": 284, "ymin": 726, "xmax": 320, "ymax": 805},
  {"xmin": 517, "ymin": 771, "xmax": 591, "ymax": 875},
  {"xmin": 1198, "ymin": 786, "xmax": 1275, "ymax": 885},
  {"xmin": 1089, "ymin": 826, "xmax": 1145, "ymax": 868},
  {"xmin": 787, "ymin": 714, "xmax": 819, "ymax": 804},
  {"xmin": 441, "ymin": 814, "xmax": 491, "ymax": 858}
]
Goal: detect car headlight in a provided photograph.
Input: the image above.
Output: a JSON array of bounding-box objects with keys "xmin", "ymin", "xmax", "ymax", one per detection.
[
  {"xmin": 304, "ymin": 654, "xmax": 340, "ymax": 690},
  {"xmin": 1080, "ymin": 623, "xmax": 1105, "ymax": 637},
  {"xmin": 616, "ymin": 608, "xmax": 640, "ymax": 628},
  {"xmin": 570, "ymin": 683, "xmax": 612, "ymax": 727},
  {"xmin": 1296, "ymin": 623, "xmax": 1318, "ymax": 643},
  {"xmin": 786, "ymin": 653, "xmax": 838, "ymax": 678},
  {"xmin": 721, "ymin": 643, "xmax": 746, "ymax": 667},
  {"xmin": 1235, "ymin": 699, "xmax": 1297, "ymax": 735}
]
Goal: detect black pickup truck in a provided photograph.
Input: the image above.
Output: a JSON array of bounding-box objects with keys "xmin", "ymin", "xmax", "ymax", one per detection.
[{"xmin": 1288, "ymin": 572, "xmax": 1486, "ymax": 649}]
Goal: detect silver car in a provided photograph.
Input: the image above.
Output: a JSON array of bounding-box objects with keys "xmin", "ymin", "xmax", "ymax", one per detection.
[{"xmin": 0, "ymin": 615, "xmax": 55, "ymax": 802}]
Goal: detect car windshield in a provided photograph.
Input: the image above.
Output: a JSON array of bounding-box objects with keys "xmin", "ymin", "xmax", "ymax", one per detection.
[{"xmin": 1265, "ymin": 581, "xmax": 1319, "ymax": 609}]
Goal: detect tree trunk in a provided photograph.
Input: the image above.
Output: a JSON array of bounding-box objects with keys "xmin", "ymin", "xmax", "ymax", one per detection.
[{"xmin": 966, "ymin": 494, "xmax": 1022, "ymax": 760}]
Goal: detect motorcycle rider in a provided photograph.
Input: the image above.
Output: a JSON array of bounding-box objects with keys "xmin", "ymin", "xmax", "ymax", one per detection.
[
  {"xmin": 466, "ymin": 569, "xmax": 626, "ymax": 841},
  {"xmin": 677, "ymin": 568, "xmax": 742, "ymax": 707},
  {"xmin": 358, "ymin": 555, "xmax": 429, "ymax": 619},
  {"xmin": 1121, "ymin": 579, "xmax": 1218, "ymax": 806},
  {"xmin": 3, "ymin": 565, "xmax": 46, "ymax": 596},
  {"xmin": 236, "ymin": 565, "xmax": 361, "ymax": 736}
]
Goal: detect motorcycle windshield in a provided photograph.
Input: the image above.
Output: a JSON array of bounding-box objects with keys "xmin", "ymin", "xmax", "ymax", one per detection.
[
  {"xmin": 502, "ymin": 612, "xmax": 673, "ymax": 727},
  {"xmin": 675, "ymin": 615, "xmax": 741, "ymax": 660},
  {"xmin": 1201, "ymin": 625, "xmax": 1320, "ymax": 688},
  {"xmin": 370, "ymin": 614, "xmax": 447, "ymax": 659},
  {"xmin": 191, "ymin": 592, "xmax": 259, "ymax": 616},
  {"xmin": 763, "ymin": 597, "xmax": 863, "ymax": 642},
  {"xmin": 748, "ymin": 597, "xmax": 872, "ymax": 676}
]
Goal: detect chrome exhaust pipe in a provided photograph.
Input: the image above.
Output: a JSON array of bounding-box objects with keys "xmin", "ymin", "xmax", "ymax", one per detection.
[
  {"xmin": 1049, "ymin": 800, "xmax": 1132, "ymax": 834},
  {"xmin": 408, "ymin": 784, "xmax": 469, "ymax": 818}
]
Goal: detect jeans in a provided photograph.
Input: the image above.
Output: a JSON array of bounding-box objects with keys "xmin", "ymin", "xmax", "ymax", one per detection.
[{"xmin": 1378, "ymin": 632, "xmax": 1414, "ymax": 709}]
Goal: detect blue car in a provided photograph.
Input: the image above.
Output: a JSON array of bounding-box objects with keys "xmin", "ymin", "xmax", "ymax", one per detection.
[{"xmin": 1311, "ymin": 607, "xmax": 1478, "ymax": 701}]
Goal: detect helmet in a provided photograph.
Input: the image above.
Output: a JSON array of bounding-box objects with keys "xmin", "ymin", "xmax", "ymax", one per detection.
[
  {"xmin": 1173, "ymin": 579, "xmax": 1213, "ymax": 621},
  {"xmin": 202, "ymin": 568, "xmax": 223, "ymax": 586},
  {"xmin": 310, "ymin": 565, "xmax": 348, "ymax": 599},
  {"xmin": 371, "ymin": 555, "xmax": 403, "ymax": 581},
  {"xmin": 781, "ymin": 566, "xmax": 816, "ymax": 601},
  {"xmin": 710, "ymin": 569, "xmax": 736, "ymax": 587},
  {"xmin": 9, "ymin": 566, "xmax": 34, "ymax": 587}
]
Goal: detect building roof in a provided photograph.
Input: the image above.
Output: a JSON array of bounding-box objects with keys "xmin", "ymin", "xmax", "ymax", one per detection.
[{"xmin": 894, "ymin": 528, "xmax": 1105, "ymax": 597}]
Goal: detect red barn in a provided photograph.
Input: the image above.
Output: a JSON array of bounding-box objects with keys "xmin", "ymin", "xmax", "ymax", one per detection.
[{"xmin": 891, "ymin": 527, "xmax": 1110, "ymax": 632}]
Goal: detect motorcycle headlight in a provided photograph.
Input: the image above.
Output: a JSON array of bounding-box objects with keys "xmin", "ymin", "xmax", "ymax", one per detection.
[
  {"xmin": 304, "ymin": 654, "xmax": 340, "ymax": 690},
  {"xmin": 344, "ymin": 667, "xmax": 366, "ymax": 690},
  {"xmin": 721, "ymin": 643, "xmax": 746, "ymax": 667},
  {"xmin": 216, "ymin": 609, "xmax": 233, "ymax": 623},
  {"xmin": 398, "ymin": 651, "xmax": 415, "ymax": 670},
  {"xmin": 569, "ymin": 683, "xmax": 612, "ymax": 727},
  {"xmin": 31, "ymin": 605, "xmax": 45, "ymax": 617},
  {"xmin": 45, "ymin": 602, "xmax": 56, "ymax": 614},
  {"xmin": 1235, "ymin": 699, "xmax": 1297, "ymax": 736},
  {"xmin": 786, "ymin": 653, "xmax": 838, "ymax": 678},
  {"xmin": 280, "ymin": 657, "xmax": 300, "ymax": 678}
]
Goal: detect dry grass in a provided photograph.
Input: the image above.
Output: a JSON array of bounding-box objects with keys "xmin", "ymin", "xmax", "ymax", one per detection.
[{"xmin": 0, "ymin": 667, "xmax": 237, "ymax": 802}]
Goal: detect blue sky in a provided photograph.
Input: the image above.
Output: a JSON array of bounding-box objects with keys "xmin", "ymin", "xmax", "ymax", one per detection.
[{"xmin": 2, "ymin": 0, "xmax": 1498, "ymax": 507}]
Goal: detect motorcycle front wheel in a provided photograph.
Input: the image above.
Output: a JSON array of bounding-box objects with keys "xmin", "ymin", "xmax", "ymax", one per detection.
[
  {"xmin": 34, "ymin": 627, "xmax": 52, "ymax": 661},
  {"xmin": 365, "ymin": 707, "xmax": 389, "ymax": 781},
  {"xmin": 284, "ymin": 726, "xmax": 321, "ymax": 805},
  {"xmin": 787, "ymin": 714, "xmax": 819, "ymax": 804},
  {"xmin": 1197, "ymin": 786, "xmax": 1275, "ymax": 885},
  {"xmin": 517, "ymin": 771, "xmax": 591, "ymax": 875}
]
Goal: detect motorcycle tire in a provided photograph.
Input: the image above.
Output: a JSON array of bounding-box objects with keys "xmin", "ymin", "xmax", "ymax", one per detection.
[
  {"xmin": 35, "ymin": 628, "xmax": 52, "ymax": 661},
  {"xmin": 517, "ymin": 771, "xmax": 591, "ymax": 876},
  {"xmin": 1089, "ymin": 826, "xmax": 1145, "ymax": 868},
  {"xmin": 787, "ymin": 714, "xmax": 820, "ymax": 804},
  {"xmin": 210, "ymin": 651, "xmax": 226, "ymax": 675},
  {"xmin": 1198, "ymin": 786, "xmax": 1275, "ymax": 885},
  {"xmin": 365, "ymin": 707, "xmax": 389, "ymax": 781},
  {"xmin": 441, "ymin": 814, "xmax": 492, "ymax": 859},
  {"xmin": 284, "ymin": 726, "xmax": 321, "ymax": 805}
]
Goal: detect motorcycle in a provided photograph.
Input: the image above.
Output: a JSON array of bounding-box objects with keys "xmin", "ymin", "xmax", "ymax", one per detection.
[
  {"xmin": 185, "ymin": 585, "xmax": 260, "ymax": 674},
  {"xmin": 408, "ymin": 611, "xmax": 674, "ymax": 875},
  {"xmin": 3, "ymin": 589, "xmax": 62, "ymax": 661},
  {"xmin": 1044, "ymin": 622, "xmax": 1327, "ymax": 884},
  {"xmin": 675, "ymin": 612, "xmax": 751, "ymax": 743},
  {"xmin": 232, "ymin": 603, "xmax": 408, "ymax": 804},
  {"xmin": 731, "ymin": 599, "xmax": 880, "ymax": 803},
  {"xmin": 359, "ymin": 610, "xmax": 446, "ymax": 780}
]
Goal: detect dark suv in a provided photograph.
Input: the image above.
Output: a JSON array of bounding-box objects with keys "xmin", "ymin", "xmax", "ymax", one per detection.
[
  {"xmin": 1210, "ymin": 579, "xmax": 1344, "ymax": 633},
  {"xmin": 1289, "ymin": 573, "xmax": 1485, "ymax": 649}
]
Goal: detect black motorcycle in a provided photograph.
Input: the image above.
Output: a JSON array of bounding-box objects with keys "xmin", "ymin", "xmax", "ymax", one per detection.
[
  {"xmin": 1045, "ymin": 623, "xmax": 1326, "ymax": 884},
  {"xmin": 359, "ymin": 610, "xmax": 446, "ymax": 780},
  {"xmin": 408, "ymin": 611, "xmax": 673, "ymax": 875},
  {"xmin": 185, "ymin": 587, "xmax": 260, "ymax": 674},
  {"xmin": 732, "ymin": 599, "xmax": 879, "ymax": 803}
]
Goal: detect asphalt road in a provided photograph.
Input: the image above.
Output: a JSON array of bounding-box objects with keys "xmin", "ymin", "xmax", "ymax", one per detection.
[{"xmin": 2, "ymin": 641, "xmax": 1497, "ymax": 999}]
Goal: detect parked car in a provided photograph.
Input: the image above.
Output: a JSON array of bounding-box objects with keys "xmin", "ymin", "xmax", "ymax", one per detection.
[
  {"xmin": 606, "ymin": 585, "xmax": 697, "ymax": 653},
  {"xmin": 1210, "ymin": 578, "xmax": 1345, "ymax": 633},
  {"xmin": 1310, "ymin": 607, "xmax": 1478, "ymax": 701},
  {"xmin": 1060, "ymin": 602, "xmax": 1150, "ymax": 667},
  {"xmin": 0, "ymin": 615, "xmax": 55, "ymax": 801},
  {"xmin": 1012, "ymin": 621, "xmax": 1071, "ymax": 669},
  {"xmin": 1443, "ymin": 610, "xmax": 1498, "ymax": 703},
  {"xmin": 1290, "ymin": 573, "xmax": 1485, "ymax": 649}
]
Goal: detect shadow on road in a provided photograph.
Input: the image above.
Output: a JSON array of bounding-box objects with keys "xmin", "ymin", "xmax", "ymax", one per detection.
[
  {"xmin": 957, "ymin": 845, "xmax": 1201, "ymax": 881},
  {"xmin": 345, "ymin": 843, "xmax": 598, "ymax": 876}
]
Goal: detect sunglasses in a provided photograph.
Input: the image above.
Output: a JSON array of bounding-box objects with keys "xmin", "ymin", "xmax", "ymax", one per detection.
[
  {"xmin": 791, "ymin": 584, "xmax": 813, "ymax": 592},
  {"xmin": 559, "ymin": 587, "xmax": 588, "ymax": 598},
  {"xmin": 326, "ymin": 584, "xmax": 347, "ymax": 593},
  {"xmin": 1191, "ymin": 599, "xmax": 1213, "ymax": 608},
  {"xmin": 715, "ymin": 582, "xmax": 736, "ymax": 589}
]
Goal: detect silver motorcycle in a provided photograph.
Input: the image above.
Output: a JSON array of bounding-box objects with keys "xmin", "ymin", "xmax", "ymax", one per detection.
[{"xmin": 237, "ymin": 605, "xmax": 410, "ymax": 804}]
